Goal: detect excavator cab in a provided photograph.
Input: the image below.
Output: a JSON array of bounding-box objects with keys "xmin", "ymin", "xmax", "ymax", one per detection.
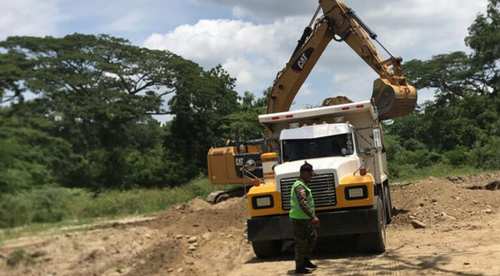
[{"xmin": 207, "ymin": 140, "xmax": 264, "ymax": 185}]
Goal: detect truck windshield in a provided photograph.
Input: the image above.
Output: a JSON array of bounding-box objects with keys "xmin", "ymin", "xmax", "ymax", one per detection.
[{"xmin": 282, "ymin": 134, "xmax": 354, "ymax": 162}]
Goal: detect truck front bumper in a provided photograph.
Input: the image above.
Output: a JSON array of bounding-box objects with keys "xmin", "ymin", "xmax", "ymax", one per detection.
[{"xmin": 247, "ymin": 205, "xmax": 379, "ymax": 242}]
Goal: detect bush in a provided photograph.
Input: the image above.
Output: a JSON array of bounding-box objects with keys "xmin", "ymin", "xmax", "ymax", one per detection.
[
  {"xmin": 0, "ymin": 178, "xmax": 219, "ymax": 229},
  {"xmin": 443, "ymin": 147, "xmax": 471, "ymax": 166},
  {"xmin": 470, "ymin": 137, "xmax": 500, "ymax": 169},
  {"xmin": 0, "ymin": 188, "xmax": 74, "ymax": 228}
]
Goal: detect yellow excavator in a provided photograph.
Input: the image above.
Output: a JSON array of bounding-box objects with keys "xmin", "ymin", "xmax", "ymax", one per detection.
[{"xmin": 207, "ymin": 0, "xmax": 417, "ymax": 195}]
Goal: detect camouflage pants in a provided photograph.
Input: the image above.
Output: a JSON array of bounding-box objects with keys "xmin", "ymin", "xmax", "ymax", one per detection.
[{"xmin": 292, "ymin": 219, "xmax": 318, "ymax": 268}]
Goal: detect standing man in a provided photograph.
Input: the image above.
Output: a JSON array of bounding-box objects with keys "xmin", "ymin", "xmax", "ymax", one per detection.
[{"xmin": 290, "ymin": 162, "xmax": 320, "ymax": 274}]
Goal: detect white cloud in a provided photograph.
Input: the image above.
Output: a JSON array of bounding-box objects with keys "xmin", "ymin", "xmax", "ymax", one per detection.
[
  {"xmin": 145, "ymin": 0, "xmax": 488, "ymax": 106},
  {"xmin": 144, "ymin": 17, "xmax": 308, "ymax": 94},
  {"xmin": 0, "ymin": 0, "xmax": 60, "ymax": 40}
]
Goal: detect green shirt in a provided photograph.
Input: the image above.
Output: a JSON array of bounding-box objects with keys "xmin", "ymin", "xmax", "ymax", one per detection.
[{"xmin": 289, "ymin": 179, "xmax": 315, "ymax": 220}]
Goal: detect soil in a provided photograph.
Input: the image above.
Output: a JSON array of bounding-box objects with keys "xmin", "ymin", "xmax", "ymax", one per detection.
[{"xmin": 2, "ymin": 172, "xmax": 500, "ymax": 276}]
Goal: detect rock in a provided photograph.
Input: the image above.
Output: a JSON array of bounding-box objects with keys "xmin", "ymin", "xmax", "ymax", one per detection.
[
  {"xmin": 65, "ymin": 233, "xmax": 72, "ymax": 238},
  {"xmin": 177, "ymin": 268, "xmax": 184, "ymax": 273},
  {"xmin": 85, "ymin": 248, "xmax": 106, "ymax": 261},
  {"xmin": 139, "ymin": 260, "xmax": 146, "ymax": 265},
  {"xmin": 464, "ymin": 262, "xmax": 470, "ymax": 266},
  {"xmin": 144, "ymin": 233, "xmax": 152, "ymax": 240},
  {"xmin": 409, "ymin": 215, "xmax": 416, "ymax": 220},
  {"xmin": 168, "ymin": 268, "xmax": 174, "ymax": 272},
  {"xmin": 175, "ymin": 204, "xmax": 186, "ymax": 211},
  {"xmin": 483, "ymin": 209, "xmax": 493, "ymax": 214},
  {"xmin": 30, "ymin": 250, "xmax": 48, "ymax": 258},
  {"xmin": 431, "ymin": 199, "xmax": 438, "ymax": 203},
  {"xmin": 440, "ymin": 212, "xmax": 457, "ymax": 220},
  {"xmin": 227, "ymin": 234, "xmax": 233, "ymax": 239},
  {"xmin": 188, "ymin": 236, "xmax": 198, "ymax": 244},
  {"xmin": 411, "ymin": 219, "xmax": 427, "ymax": 229},
  {"xmin": 485, "ymin": 180, "xmax": 500, "ymax": 191},
  {"xmin": 473, "ymin": 200, "xmax": 479, "ymax": 205},
  {"xmin": 202, "ymin": 232, "xmax": 212, "ymax": 240},
  {"xmin": 193, "ymin": 224, "xmax": 200, "ymax": 227},
  {"xmin": 419, "ymin": 203, "xmax": 425, "ymax": 207},
  {"xmin": 188, "ymin": 244, "xmax": 197, "ymax": 251},
  {"xmin": 185, "ymin": 260, "xmax": 194, "ymax": 265},
  {"xmin": 175, "ymin": 234, "xmax": 184, "ymax": 240}
]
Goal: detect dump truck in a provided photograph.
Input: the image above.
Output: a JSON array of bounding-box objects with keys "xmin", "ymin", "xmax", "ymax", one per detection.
[{"xmin": 247, "ymin": 100, "xmax": 391, "ymax": 256}]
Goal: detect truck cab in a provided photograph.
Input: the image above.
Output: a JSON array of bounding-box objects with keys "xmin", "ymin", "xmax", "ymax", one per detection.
[{"xmin": 246, "ymin": 101, "xmax": 392, "ymax": 258}]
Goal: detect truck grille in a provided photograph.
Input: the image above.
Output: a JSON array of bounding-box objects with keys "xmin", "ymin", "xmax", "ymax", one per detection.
[{"xmin": 280, "ymin": 173, "xmax": 337, "ymax": 211}]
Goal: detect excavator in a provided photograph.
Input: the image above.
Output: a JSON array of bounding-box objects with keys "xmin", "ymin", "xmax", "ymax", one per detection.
[{"xmin": 207, "ymin": 0, "xmax": 417, "ymax": 202}]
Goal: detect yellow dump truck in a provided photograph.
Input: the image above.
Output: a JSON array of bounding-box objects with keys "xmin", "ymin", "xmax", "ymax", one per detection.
[{"xmin": 246, "ymin": 100, "xmax": 391, "ymax": 257}]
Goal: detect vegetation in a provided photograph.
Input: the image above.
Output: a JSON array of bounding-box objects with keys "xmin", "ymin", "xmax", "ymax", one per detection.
[
  {"xmin": 0, "ymin": 1, "xmax": 498, "ymax": 230},
  {"xmin": 0, "ymin": 178, "xmax": 218, "ymax": 229}
]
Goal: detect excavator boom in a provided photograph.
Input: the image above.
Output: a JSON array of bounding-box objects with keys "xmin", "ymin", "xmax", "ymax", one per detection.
[{"xmin": 267, "ymin": 0, "xmax": 417, "ymax": 119}]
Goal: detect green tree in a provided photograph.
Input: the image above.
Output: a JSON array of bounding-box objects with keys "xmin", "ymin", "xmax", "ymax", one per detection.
[
  {"xmin": 0, "ymin": 34, "xmax": 192, "ymax": 188},
  {"xmin": 165, "ymin": 65, "xmax": 240, "ymax": 184},
  {"xmin": 466, "ymin": 0, "xmax": 500, "ymax": 95}
]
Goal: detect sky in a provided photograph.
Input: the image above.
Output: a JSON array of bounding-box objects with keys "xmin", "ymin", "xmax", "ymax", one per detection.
[{"xmin": 0, "ymin": 0, "xmax": 489, "ymax": 109}]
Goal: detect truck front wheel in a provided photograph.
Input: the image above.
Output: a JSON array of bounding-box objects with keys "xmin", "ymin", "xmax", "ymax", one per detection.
[
  {"xmin": 357, "ymin": 197, "xmax": 386, "ymax": 254},
  {"xmin": 252, "ymin": 240, "xmax": 282, "ymax": 258}
]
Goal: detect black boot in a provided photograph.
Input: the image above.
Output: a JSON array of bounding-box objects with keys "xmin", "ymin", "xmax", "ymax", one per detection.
[
  {"xmin": 295, "ymin": 265, "xmax": 313, "ymax": 274},
  {"xmin": 305, "ymin": 258, "xmax": 317, "ymax": 269}
]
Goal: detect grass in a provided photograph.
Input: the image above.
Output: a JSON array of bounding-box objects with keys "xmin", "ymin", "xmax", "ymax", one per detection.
[
  {"xmin": 5, "ymin": 249, "xmax": 34, "ymax": 267},
  {"xmin": 0, "ymin": 177, "xmax": 227, "ymax": 242}
]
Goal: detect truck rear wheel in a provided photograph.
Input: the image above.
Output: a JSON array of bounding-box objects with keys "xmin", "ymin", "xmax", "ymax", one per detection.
[
  {"xmin": 251, "ymin": 240, "xmax": 281, "ymax": 259},
  {"xmin": 357, "ymin": 197, "xmax": 386, "ymax": 254}
]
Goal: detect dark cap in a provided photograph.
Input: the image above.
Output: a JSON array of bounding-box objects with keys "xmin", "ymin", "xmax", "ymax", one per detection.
[{"xmin": 300, "ymin": 161, "xmax": 313, "ymax": 172}]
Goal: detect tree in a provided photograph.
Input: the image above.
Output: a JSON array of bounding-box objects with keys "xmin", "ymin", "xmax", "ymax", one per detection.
[
  {"xmin": 0, "ymin": 52, "xmax": 31, "ymax": 104},
  {"xmin": 466, "ymin": 0, "xmax": 500, "ymax": 95},
  {"xmin": 165, "ymin": 65, "xmax": 240, "ymax": 184},
  {"xmin": 223, "ymin": 91, "xmax": 266, "ymax": 142},
  {"xmin": 0, "ymin": 34, "xmax": 196, "ymax": 188}
]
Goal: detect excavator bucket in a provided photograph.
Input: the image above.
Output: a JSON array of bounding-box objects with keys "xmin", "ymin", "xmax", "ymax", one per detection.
[{"xmin": 371, "ymin": 78, "xmax": 417, "ymax": 120}]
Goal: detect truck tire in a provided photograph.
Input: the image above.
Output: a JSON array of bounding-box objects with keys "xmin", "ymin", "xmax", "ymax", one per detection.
[
  {"xmin": 357, "ymin": 197, "xmax": 386, "ymax": 254},
  {"xmin": 384, "ymin": 184, "xmax": 393, "ymax": 224},
  {"xmin": 251, "ymin": 240, "xmax": 281, "ymax": 259}
]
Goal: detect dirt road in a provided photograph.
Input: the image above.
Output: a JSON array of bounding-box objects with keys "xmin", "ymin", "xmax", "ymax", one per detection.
[{"xmin": 1, "ymin": 173, "xmax": 500, "ymax": 276}]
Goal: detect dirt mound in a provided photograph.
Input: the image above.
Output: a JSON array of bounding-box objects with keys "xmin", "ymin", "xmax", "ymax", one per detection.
[{"xmin": 391, "ymin": 174, "xmax": 500, "ymax": 229}]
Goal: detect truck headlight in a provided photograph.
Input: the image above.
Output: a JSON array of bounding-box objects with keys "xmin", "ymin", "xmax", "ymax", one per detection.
[
  {"xmin": 252, "ymin": 195, "xmax": 274, "ymax": 209},
  {"xmin": 345, "ymin": 186, "xmax": 368, "ymax": 200}
]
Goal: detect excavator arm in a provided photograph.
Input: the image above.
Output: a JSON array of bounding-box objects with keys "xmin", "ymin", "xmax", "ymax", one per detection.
[{"xmin": 267, "ymin": 0, "xmax": 417, "ymax": 119}]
